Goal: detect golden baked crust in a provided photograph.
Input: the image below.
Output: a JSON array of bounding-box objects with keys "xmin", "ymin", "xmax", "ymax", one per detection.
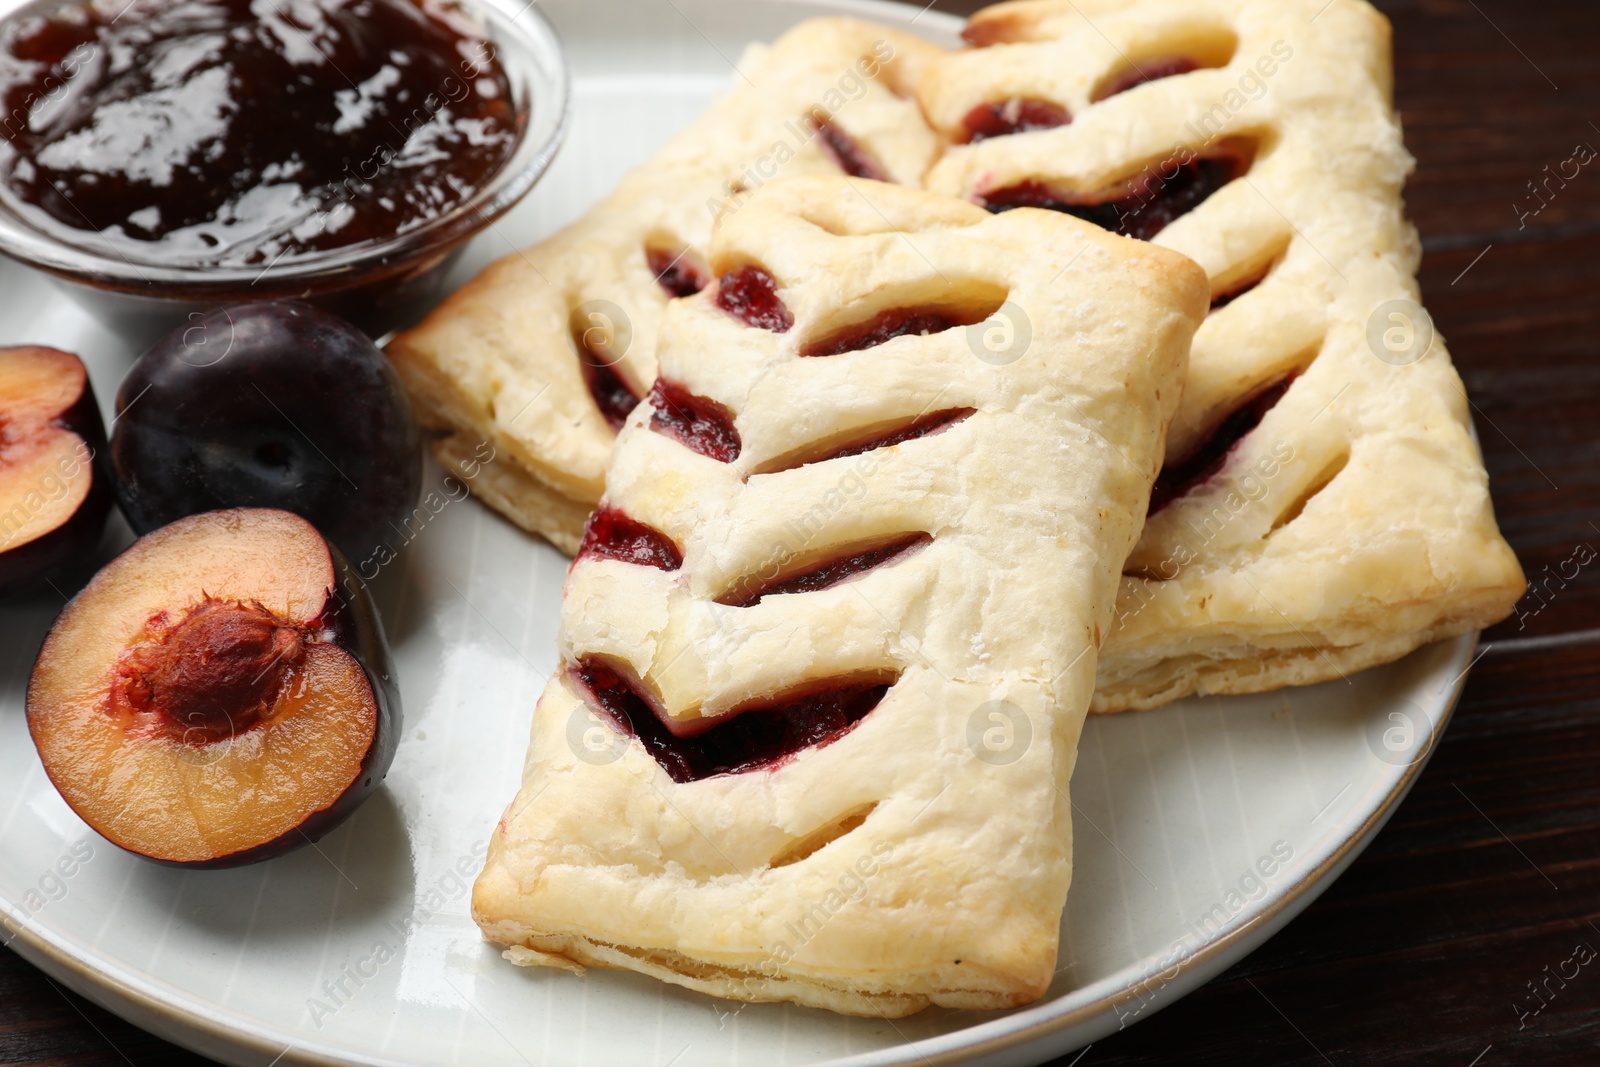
[
  {"xmin": 920, "ymin": 0, "xmax": 1524, "ymax": 711},
  {"xmin": 387, "ymin": 18, "xmax": 945, "ymax": 552},
  {"xmin": 472, "ymin": 176, "xmax": 1207, "ymax": 1015}
]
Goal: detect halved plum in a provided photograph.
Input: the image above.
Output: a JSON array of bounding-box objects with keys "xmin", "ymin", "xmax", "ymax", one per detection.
[
  {"xmin": 0, "ymin": 346, "xmax": 111, "ymax": 597},
  {"xmin": 26, "ymin": 508, "xmax": 400, "ymax": 868}
]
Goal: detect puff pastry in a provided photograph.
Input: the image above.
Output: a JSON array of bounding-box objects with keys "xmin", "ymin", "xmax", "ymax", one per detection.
[
  {"xmin": 920, "ymin": 0, "xmax": 1524, "ymax": 711},
  {"xmin": 387, "ymin": 18, "xmax": 944, "ymax": 552},
  {"xmin": 472, "ymin": 177, "xmax": 1207, "ymax": 1015}
]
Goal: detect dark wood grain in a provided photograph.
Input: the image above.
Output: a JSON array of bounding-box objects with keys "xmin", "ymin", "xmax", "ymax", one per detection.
[
  {"xmin": 5, "ymin": 0, "xmax": 1598, "ymax": 1064},
  {"xmin": 1082, "ymin": 642, "xmax": 1600, "ymax": 1066}
]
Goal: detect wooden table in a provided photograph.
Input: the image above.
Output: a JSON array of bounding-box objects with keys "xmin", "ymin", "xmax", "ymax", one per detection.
[{"xmin": 5, "ymin": 0, "xmax": 1597, "ymax": 1062}]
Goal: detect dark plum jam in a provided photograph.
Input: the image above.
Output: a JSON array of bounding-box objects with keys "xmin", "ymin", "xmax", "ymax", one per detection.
[
  {"xmin": 814, "ymin": 407, "xmax": 973, "ymax": 465},
  {"xmin": 1092, "ymin": 57, "xmax": 1200, "ymax": 102},
  {"xmin": 645, "ymin": 246, "xmax": 707, "ymax": 299},
  {"xmin": 716, "ymin": 265, "xmax": 792, "ymax": 332},
  {"xmin": 811, "ymin": 116, "xmax": 886, "ymax": 181},
  {"xmin": 1149, "ymin": 377, "xmax": 1292, "ymax": 513},
  {"xmin": 573, "ymin": 658, "xmax": 891, "ymax": 783},
  {"xmin": 647, "ymin": 379, "xmax": 740, "ymax": 463},
  {"xmin": 577, "ymin": 352, "xmax": 640, "ymax": 433},
  {"xmin": 716, "ymin": 533, "xmax": 930, "ymax": 608},
  {"xmin": 802, "ymin": 305, "xmax": 970, "ymax": 357},
  {"xmin": 960, "ymin": 98, "xmax": 1070, "ymax": 143},
  {"xmin": 979, "ymin": 151, "xmax": 1248, "ymax": 241},
  {"xmin": 0, "ymin": 0, "xmax": 518, "ymax": 267},
  {"xmin": 576, "ymin": 507, "xmax": 682, "ymax": 572}
]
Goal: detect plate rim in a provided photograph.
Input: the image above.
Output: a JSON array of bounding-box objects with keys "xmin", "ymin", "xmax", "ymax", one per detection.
[
  {"xmin": 4, "ymin": 634, "xmax": 1477, "ymax": 1067},
  {"xmin": 826, "ymin": 636, "xmax": 1477, "ymax": 1066},
  {"xmin": 0, "ymin": 0, "xmax": 1481, "ymax": 1061}
]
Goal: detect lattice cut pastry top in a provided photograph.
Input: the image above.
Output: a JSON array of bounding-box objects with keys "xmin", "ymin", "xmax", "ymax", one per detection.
[
  {"xmin": 919, "ymin": 0, "xmax": 1523, "ymax": 710},
  {"xmin": 472, "ymin": 176, "xmax": 1207, "ymax": 1015},
  {"xmin": 387, "ymin": 18, "xmax": 944, "ymax": 553}
]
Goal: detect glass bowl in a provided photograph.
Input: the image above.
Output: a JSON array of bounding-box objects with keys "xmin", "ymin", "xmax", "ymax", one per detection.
[{"xmin": 0, "ymin": 0, "xmax": 570, "ymax": 342}]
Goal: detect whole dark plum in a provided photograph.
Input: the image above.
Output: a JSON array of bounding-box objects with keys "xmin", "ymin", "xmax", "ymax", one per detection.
[{"xmin": 110, "ymin": 302, "xmax": 421, "ymax": 565}]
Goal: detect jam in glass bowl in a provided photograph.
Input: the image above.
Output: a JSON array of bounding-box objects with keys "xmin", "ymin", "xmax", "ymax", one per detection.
[{"xmin": 0, "ymin": 0, "xmax": 569, "ymax": 339}]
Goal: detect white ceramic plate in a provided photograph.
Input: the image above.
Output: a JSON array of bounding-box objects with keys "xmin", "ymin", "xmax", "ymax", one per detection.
[{"xmin": 0, "ymin": 1, "xmax": 1476, "ymax": 1065}]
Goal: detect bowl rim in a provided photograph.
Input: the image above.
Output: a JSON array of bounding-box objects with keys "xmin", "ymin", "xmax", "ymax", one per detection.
[{"xmin": 0, "ymin": 0, "xmax": 572, "ymax": 292}]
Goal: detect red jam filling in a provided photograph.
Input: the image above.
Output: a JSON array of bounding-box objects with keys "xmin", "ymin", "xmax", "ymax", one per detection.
[
  {"xmin": 577, "ymin": 345, "xmax": 640, "ymax": 432},
  {"xmin": 1150, "ymin": 377, "xmax": 1292, "ymax": 513},
  {"xmin": 812, "ymin": 117, "xmax": 888, "ymax": 181},
  {"xmin": 573, "ymin": 659, "xmax": 890, "ymax": 783},
  {"xmin": 646, "ymin": 246, "xmax": 708, "ymax": 299},
  {"xmin": 755, "ymin": 408, "xmax": 975, "ymax": 475},
  {"xmin": 717, "ymin": 533, "xmax": 931, "ymax": 608},
  {"xmin": 575, "ymin": 508, "xmax": 682, "ymax": 571},
  {"xmin": 822, "ymin": 408, "xmax": 974, "ymax": 466},
  {"xmin": 0, "ymin": 0, "xmax": 516, "ymax": 267},
  {"xmin": 803, "ymin": 306, "xmax": 968, "ymax": 357},
  {"xmin": 647, "ymin": 380, "xmax": 741, "ymax": 462},
  {"xmin": 1093, "ymin": 57, "xmax": 1201, "ymax": 102},
  {"xmin": 715, "ymin": 265, "xmax": 793, "ymax": 333},
  {"xmin": 961, "ymin": 98, "xmax": 1072, "ymax": 143},
  {"xmin": 978, "ymin": 152, "xmax": 1247, "ymax": 241}
]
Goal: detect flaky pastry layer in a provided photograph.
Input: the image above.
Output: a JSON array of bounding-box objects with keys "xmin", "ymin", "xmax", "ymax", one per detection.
[
  {"xmin": 387, "ymin": 18, "xmax": 944, "ymax": 551},
  {"xmin": 473, "ymin": 177, "xmax": 1206, "ymax": 1014},
  {"xmin": 921, "ymin": 0, "xmax": 1523, "ymax": 710}
]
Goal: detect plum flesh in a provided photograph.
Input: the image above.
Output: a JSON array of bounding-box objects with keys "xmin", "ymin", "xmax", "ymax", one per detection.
[
  {"xmin": 26, "ymin": 508, "xmax": 400, "ymax": 868},
  {"xmin": 110, "ymin": 302, "xmax": 421, "ymax": 567},
  {"xmin": 0, "ymin": 346, "xmax": 111, "ymax": 596}
]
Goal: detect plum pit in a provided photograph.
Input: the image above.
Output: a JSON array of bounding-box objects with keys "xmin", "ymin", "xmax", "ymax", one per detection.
[{"xmin": 113, "ymin": 598, "xmax": 308, "ymax": 745}]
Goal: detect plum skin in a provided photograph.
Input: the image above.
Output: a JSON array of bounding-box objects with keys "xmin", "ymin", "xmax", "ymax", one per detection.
[
  {"xmin": 109, "ymin": 302, "xmax": 422, "ymax": 567},
  {"xmin": 158, "ymin": 539, "xmax": 403, "ymax": 870}
]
